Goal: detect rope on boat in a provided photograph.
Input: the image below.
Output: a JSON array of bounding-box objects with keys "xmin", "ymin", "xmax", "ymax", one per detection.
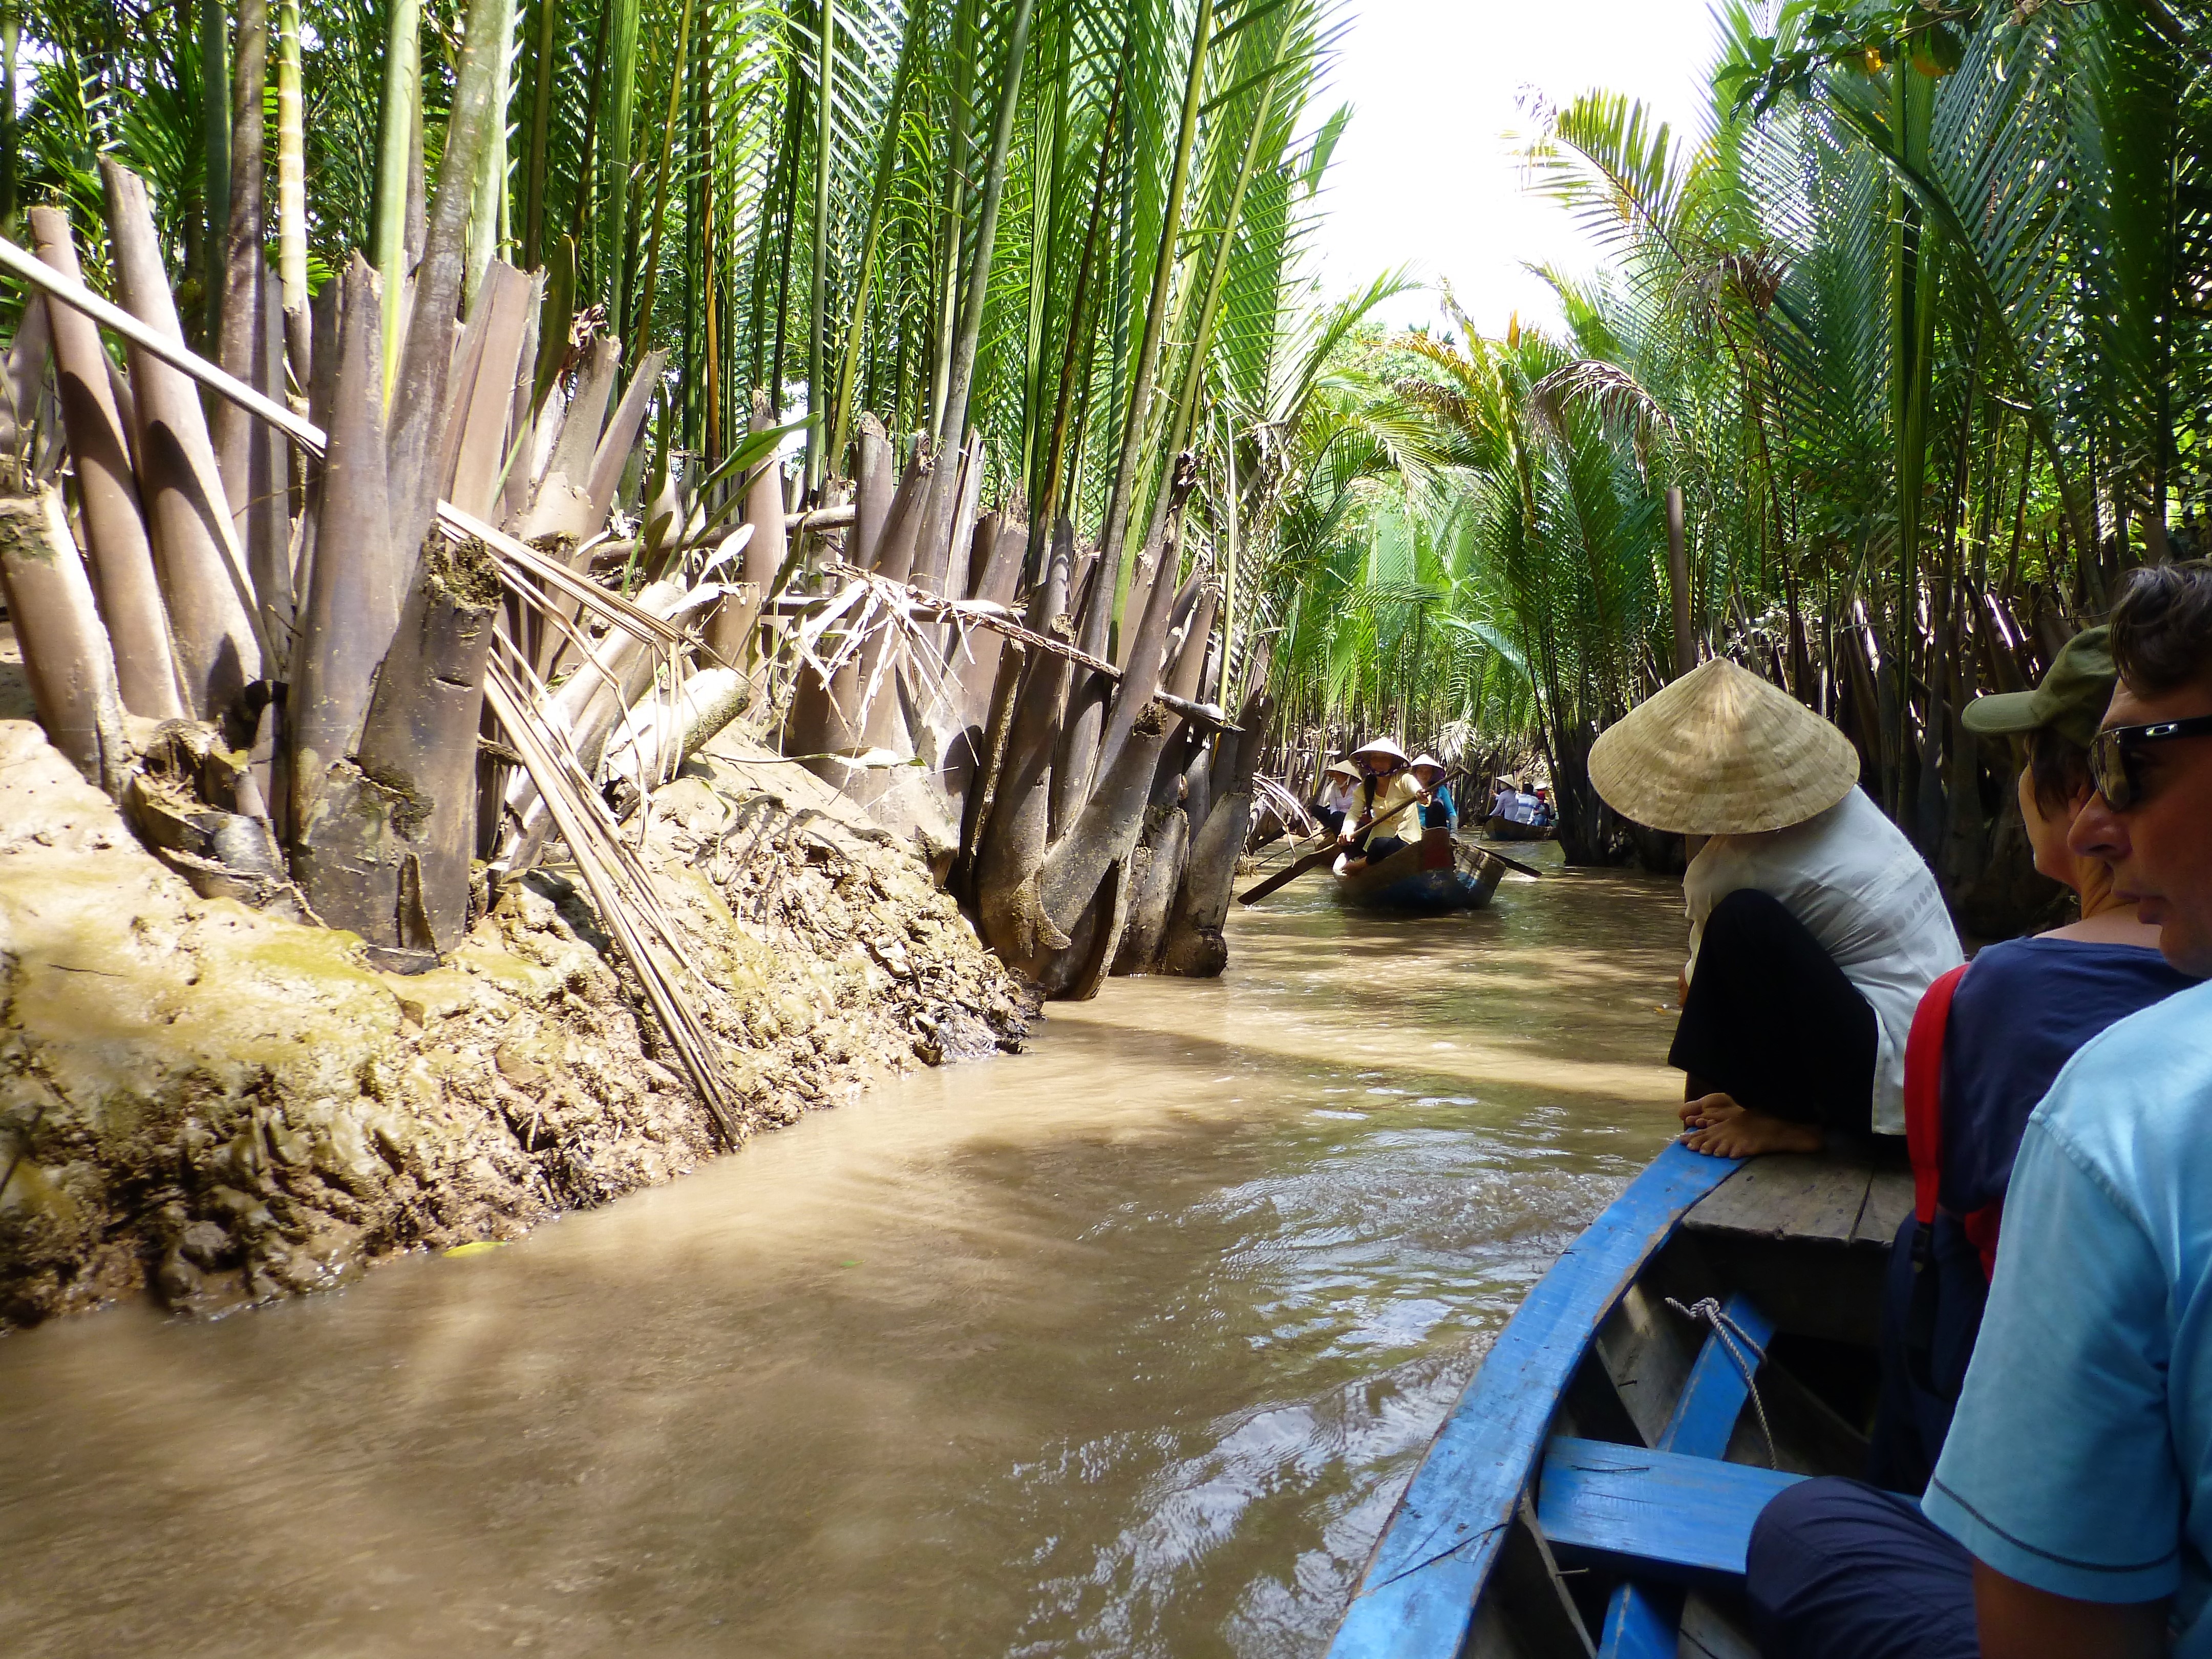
[{"xmin": 1665, "ymin": 1295, "xmax": 1779, "ymax": 1469}]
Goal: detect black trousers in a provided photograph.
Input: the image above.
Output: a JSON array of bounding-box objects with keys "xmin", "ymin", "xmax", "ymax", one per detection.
[
  {"xmin": 1746, "ymin": 1478, "xmax": 1978, "ymax": 1659},
  {"xmin": 1668, "ymin": 887, "xmax": 1879, "ymax": 1134},
  {"xmin": 1355, "ymin": 834, "xmax": 1407, "ymax": 864}
]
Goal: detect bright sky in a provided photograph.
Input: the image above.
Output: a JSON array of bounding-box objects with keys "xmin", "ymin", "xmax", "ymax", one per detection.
[{"xmin": 1305, "ymin": 0, "xmax": 1719, "ymax": 341}]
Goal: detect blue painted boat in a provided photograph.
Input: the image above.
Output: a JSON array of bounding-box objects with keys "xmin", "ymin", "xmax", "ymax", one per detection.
[
  {"xmin": 1333, "ymin": 832, "xmax": 1508, "ymax": 915},
  {"xmin": 1330, "ymin": 1142, "xmax": 1909, "ymax": 1659}
]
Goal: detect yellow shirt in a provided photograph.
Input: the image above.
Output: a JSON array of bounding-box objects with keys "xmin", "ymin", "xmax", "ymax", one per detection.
[{"xmin": 1351, "ymin": 772, "xmax": 1426, "ymax": 846}]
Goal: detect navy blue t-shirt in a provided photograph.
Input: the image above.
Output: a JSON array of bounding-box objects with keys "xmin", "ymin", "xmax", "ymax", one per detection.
[{"xmin": 1939, "ymin": 935, "xmax": 2199, "ymax": 1211}]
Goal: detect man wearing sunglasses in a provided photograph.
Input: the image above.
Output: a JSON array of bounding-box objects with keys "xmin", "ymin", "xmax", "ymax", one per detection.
[{"xmin": 1746, "ymin": 561, "xmax": 2212, "ymax": 1659}]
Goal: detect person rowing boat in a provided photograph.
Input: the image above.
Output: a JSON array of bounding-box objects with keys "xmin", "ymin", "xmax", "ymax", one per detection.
[{"xmin": 1337, "ymin": 737, "xmax": 1428, "ymax": 875}]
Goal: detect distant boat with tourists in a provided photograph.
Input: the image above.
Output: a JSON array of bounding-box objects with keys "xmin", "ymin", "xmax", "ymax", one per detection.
[
  {"xmin": 1327, "ymin": 1141, "xmax": 1906, "ymax": 1659},
  {"xmin": 1330, "ymin": 830, "xmax": 1509, "ymax": 914},
  {"xmin": 1483, "ymin": 789, "xmax": 1557, "ymax": 842}
]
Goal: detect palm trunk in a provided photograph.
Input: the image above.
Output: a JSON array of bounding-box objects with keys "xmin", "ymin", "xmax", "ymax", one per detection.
[
  {"xmin": 288, "ymin": 255, "xmax": 404, "ymax": 836},
  {"xmin": 199, "ymin": 0, "xmax": 230, "ymax": 349},
  {"xmin": 0, "ymin": 484, "xmax": 130, "ymax": 797},
  {"xmin": 101, "ymin": 159, "xmax": 264, "ymax": 719},
  {"xmin": 294, "ymin": 535, "xmax": 501, "ymax": 959},
  {"xmin": 28, "ymin": 206, "xmax": 187, "ymax": 721}
]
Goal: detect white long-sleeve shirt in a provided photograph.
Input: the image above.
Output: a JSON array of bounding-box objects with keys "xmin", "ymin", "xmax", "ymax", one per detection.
[{"xmin": 1683, "ymin": 786, "xmax": 1964, "ymax": 1135}]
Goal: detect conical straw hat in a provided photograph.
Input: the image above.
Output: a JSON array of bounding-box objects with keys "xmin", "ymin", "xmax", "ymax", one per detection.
[
  {"xmin": 1588, "ymin": 659, "xmax": 1859, "ymax": 835},
  {"xmin": 1351, "ymin": 735, "xmax": 1408, "ymax": 763},
  {"xmin": 1409, "ymin": 753, "xmax": 1445, "ymax": 772}
]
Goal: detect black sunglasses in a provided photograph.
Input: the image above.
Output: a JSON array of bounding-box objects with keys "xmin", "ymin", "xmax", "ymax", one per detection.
[{"xmin": 2088, "ymin": 713, "xmax": 2212, "ymax": 811}]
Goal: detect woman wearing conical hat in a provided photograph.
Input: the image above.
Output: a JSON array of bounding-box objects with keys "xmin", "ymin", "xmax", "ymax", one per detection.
[
  {"xmin": 1337, "ymin": 737, "xmax": 1425, "ymax": 874},
  {"xmin": 1588, "ymin": 661, "xmax": 1964, "ymax": 1158}
]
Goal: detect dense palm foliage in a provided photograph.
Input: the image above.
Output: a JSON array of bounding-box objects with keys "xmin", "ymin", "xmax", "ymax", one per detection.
[
  {"xmin": 1248, "ymin": 0, "xmax": 2209, "ymax": 918},
  {"xmin": 8, "ymin": 0, "xmax": 1350, "ymax": 563}
]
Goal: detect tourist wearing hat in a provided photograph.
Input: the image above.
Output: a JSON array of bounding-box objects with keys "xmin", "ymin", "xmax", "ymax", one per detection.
[
  {"xmin": 1314, "ymin": 759, "xmax": 1362, "ymax": 839},
  {"xmin": 1856, "ymin": 627, "xmax": 2196, "ymax": 1493},
  {"xmin": 1337, "ymin": 737, "xmax": 1424, "ymax": 873},
  {"xmin": 1587, "ymin": 659, "xmax": 1964, "ymax": 1158},
  {"xmin": 1410, "ymin": 754, "xmax": 1456, "ymax": 832}
]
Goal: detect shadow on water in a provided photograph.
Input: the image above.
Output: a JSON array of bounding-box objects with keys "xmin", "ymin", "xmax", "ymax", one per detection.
[{"xmin": 0, "ymin": 846, "xmax": 1691, "ymax": 1658}]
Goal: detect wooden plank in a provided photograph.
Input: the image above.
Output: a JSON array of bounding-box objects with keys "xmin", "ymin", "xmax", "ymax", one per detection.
[
  {"xmin": 1656, "ymin": 1293, "xmax": 1775, "ymax": 1458},
  {"xmin": 1328, "ymin": 1144, "xmax": 1742, "ymax": 1659},
  {"xmin": 1853, "ymin": 1167, "xmax": 1915, "ymax": 1246},
  {"xmin": 1537, "ymin": 1438, "xmax": 1804, "ymax": 1579},
  {"xmin": 1589, "ymin": 1294, "xmax": 1776, "ymax": 1657},
  {"xmin": 1596, "ymin": 1583, "xmax": 1678, "ymax": 1659},
  {"xmin": 1678, "ymin": 1592, "xmax": 1760, "ymax": 1659},
  {"xmin": 1493, "ymin": 1495, "xmax": 1597, "ymax": 1659},
  {"xmin": 1684, "ymin": 1155, "xmax": 1873, "ymax": 1245},
  {"xmin": 1591, "ymin": 1280, "xmax": 1702, "ymax": 1450}
]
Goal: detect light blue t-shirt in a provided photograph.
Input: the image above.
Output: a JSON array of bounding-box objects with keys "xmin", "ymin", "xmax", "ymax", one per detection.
[{"xmin": 1925, "ymin": 976, "xmax": 2212, "ymax": 1646}]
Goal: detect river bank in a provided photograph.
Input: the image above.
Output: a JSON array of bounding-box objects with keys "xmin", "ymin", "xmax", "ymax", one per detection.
[
  {"xmin": 0, "ymin": 714, "xmax": 1033, "ymax": 1329},
  {"xmin": 0, "ymin": 850, "xmax": 1689, "ymax": 1656}
]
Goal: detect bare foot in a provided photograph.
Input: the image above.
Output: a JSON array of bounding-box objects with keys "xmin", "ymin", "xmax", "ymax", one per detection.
[
  {"xmin": 1678, "ymin": 1092, "xmax": 1743, "ymax": 1132},
  {"xmin": 1681, "ymin": 1108, "xmax": 1822, "ymax": 1159}
]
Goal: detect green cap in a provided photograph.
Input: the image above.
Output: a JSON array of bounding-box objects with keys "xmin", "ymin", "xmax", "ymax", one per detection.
[{"xmin": 1961, "ymin": 625, "xmax": 2116, "ymax": 751}]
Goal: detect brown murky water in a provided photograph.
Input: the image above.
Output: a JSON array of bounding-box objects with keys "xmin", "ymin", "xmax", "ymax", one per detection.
[{"xmin": 0, "ymin": 850, "xmax": 1689, "ymax": 1658}]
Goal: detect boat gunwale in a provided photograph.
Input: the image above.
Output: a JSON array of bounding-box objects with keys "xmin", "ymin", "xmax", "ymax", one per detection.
[{"xmin": 1326, "ymin": 1141, "xmax": 1744, "ymax": 1659}]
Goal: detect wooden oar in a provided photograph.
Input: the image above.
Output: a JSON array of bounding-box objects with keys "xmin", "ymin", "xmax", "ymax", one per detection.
[
  {"xmin": 1473, "ymin": 843, "xmax": 1545, "ymax": 879},
  {"xmin": 1236, "ymin": 837, "xmax": 1347, "ymax": 905}
]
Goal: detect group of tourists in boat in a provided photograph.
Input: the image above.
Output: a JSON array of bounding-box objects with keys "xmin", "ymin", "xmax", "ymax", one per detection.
[
  {"xmin": 1313, "ymin": 737, "xmax": 1458, "ymax": 874},
  {"xmin": 1334, "ymin": 558, "xmax": 2212, "ymax": 1658}
]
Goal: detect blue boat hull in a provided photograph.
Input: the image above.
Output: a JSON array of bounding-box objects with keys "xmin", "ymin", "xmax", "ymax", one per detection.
[{"xmin": 1329, "ymin": 1143, "xmax": 1908, "ymax": 1658}]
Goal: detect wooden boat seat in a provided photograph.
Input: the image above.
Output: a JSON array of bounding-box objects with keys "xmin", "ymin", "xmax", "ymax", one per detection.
[
  {"xmin": 1578, "ymin": 1291, "xmax": 1785, "ymax": 1656},
  {"xmin": 1539, "ymin": 1438, "xmax": 1804, "ymax": 1578}
]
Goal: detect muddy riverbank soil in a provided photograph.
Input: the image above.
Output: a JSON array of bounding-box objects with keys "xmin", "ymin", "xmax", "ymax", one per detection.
[{"xmin": 0, "ymin": 718, "xmax": 1033, "ymax": 1329}]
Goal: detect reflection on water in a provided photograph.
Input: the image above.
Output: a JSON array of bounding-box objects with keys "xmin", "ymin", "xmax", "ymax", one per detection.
[{"xmin": 0, "ymin": 849, "xmax": 1689, "ymax": 1658}]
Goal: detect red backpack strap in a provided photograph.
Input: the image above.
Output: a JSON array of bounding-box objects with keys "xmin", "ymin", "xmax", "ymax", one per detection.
[{"xmin": 1906, "ymin": 964, "xmax": 1972, "ymax": 1226}]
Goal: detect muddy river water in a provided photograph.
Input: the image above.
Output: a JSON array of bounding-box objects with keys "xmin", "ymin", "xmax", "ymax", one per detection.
[{"xmin": 0, "ymin": 851, "xmax": 1693, "ymax": 1657}]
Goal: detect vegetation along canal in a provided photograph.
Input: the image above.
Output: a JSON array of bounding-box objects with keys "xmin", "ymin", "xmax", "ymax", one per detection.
[{"xmin": 0, "ymin": 852, "xmax": 1687, "ymax": 1657}]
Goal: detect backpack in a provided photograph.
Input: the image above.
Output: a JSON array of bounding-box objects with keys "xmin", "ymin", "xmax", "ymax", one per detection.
[{"xmin": 1902, "ymin": 962, "xmax": 2000, "ymax": 1397}]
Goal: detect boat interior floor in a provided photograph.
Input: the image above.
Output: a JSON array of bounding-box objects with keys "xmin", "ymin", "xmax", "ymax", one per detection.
[{"xmin": 1474, "ymin": 1154, "xmax": 1910, "ymax": 1659}]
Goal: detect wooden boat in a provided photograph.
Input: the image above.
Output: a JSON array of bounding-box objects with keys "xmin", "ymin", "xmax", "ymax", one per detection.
[
  {"xmin": 1484, "ymin": 790, "xmax": 1556, "ymax": 842},
  {"xmin": 1333, "ymin": 828, "xmax": 1508, "ymax": 914},
  {"xmin": 1482, "ymin": 811, "xmax": 1556, "ymax": 843},
  {"xmin": 1329, "ymin": 1143, "xmax": 1910, "ymax": 1659}
]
